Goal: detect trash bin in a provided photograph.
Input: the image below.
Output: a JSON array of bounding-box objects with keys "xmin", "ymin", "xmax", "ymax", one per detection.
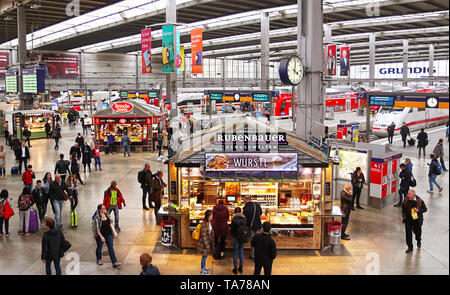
[
  {"xmin": 327, "ymin": 221, "xmax": 342, "ymax": 246},
  {"xmin": 160, "ymin": 219, "xmax": 176, "ymax": 247}
]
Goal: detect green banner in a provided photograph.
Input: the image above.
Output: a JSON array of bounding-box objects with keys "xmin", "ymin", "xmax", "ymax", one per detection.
[{"xmin": 162, "ymin": 24, "xmax": 175, "ymax": 73}]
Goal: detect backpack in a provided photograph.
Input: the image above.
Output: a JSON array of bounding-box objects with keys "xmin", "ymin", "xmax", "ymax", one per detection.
[
  {"xmin": 236, "ymin": 221, "xmax": 251, "ymax": 244},
  {"xmin": 18, "ymin": 195, "xmax": 32, "ymax": 211},
  {"xmin": 0, "ymin": 201, "xmax": 4, "ymax": 217},
  {"xmin": 435, "ymin": 161, "xmax": 442, "ymax": 175}
]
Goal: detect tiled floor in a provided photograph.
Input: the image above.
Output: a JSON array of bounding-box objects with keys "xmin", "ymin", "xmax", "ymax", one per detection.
[{"xmin": 0, "ymin": 122, "xmax": 448, "ymax": 275}]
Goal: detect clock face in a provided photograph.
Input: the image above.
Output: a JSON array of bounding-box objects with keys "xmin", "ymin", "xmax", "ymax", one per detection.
[
  {"xmin": 427, "ymin": 97, "xmax": 438, "ymax": 108},
  {"xmin": 287, "ymin": 57, "xmax": 304, "ymax": 85}
]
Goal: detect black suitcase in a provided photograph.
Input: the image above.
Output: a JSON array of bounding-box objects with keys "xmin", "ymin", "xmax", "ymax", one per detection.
[{"xmin": 408, "ymin": 138, "xmax": 416, "ymax": 146}]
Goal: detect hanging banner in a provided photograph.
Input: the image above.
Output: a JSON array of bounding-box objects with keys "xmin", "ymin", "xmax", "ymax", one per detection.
[
  {"xmin": 29, "ymin": 53, "xmax": 79, "ymax": 78},
  {"xmin": 325, "ymin": 44, "xmax": 337, "ymax": 76},
  {"xmin": 340, "ymin": 46, "xmax": 350, "ymax": 76},
  {"xmin": 176, "ymin": 31, "xmax": 181, "ymax": 74},
  {"xmin": 141, "ymin": 28, "xmax": 152, "ymax": 74},
  {"xmin": 0, "ymin": 52, "xmax": 9, "ymax": 77},
  {"xmin": 191, "ymin": 28, "xmax": 203, "ymax": 74},
  {"xmin": 180, "ymin": 45, "xmax": 185, "ymax": 72},
  {"xmin": 162, "ymin": 24, "xmax": 175, "ymax": 73}
]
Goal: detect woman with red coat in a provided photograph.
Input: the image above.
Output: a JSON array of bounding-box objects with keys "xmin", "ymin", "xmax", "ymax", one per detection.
[{"xmin": 212, "ymin": 199, "xmax": 230, "ymax": 259}]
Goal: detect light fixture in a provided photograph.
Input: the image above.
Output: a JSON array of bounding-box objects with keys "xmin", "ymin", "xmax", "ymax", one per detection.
[
  {"xmin": 4, "ymin": 16, "xmax": 14, "ymax": 21},
  {"xmin": 30, "ymin": 2, "xmax": 41, "ymax": 9}
]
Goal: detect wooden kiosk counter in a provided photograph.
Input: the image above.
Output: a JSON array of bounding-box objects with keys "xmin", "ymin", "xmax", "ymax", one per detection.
[{"xmin": 166, "ymin": 117, "xmax": 338, "ymax": 250}]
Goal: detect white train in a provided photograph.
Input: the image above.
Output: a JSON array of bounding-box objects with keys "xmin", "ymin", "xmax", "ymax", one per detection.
[{"xmin": 372, "ymin": 106, "xmax": 449, "ymax": 137}]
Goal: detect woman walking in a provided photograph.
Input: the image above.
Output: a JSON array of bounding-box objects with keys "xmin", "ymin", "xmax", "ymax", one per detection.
[
  {"xmin": 197, "ymin": 209, "xmax": 214, "ymax": 275},
  {"xmin": 0, "ymin": 146, "xmax": 6, "ymax": 179},
  {"xmin": 92, "ymin": 204, "xmax": 121, "ymax": 268},
  {"xmin": 212, "ymin": 199, "xmax": 230, "ymax": 260},
  {"xmin": 405, "ymin": 158, "xmax": 413, "ymax": 172},
  {"xmin": 42, "ymin": 172, "xmax": 55, "ymax": 215},
  {"xmin": 66, "ymin": 175, "xmax": 79, "ymax": 211},
  {"xmin": 230, "ymin": 207, "xmax": 246, "ymax": 274},
  {"xmin": 0, "ymin": 189, "xmax": 13, "ymax": 237},
  {"xmin": 41, "ymin": 217, "xmax": 65, "ymax": 275},
  {"xmin": 70, "ymin": 152, "xmax": 84, "ymax": 185},
  {"xmin": 82, "ymin": 142, "xmax": 92, "ymax": 173},
  {"xmin": 17, "ymin": 187, "xmax": 35, "ymax": 236},
  {"xmin": 417, "ymin": 128, "xmax": 428, "ymax": 158}
]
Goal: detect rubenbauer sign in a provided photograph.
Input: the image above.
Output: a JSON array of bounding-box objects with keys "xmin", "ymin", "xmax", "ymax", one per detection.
[
  {"xmin": 214, "ymin": 133, "xmax": 287, "ymax": 145},
  {"xmin": 205, "ymin": 153, "xmax": 298, "ymax": 172}
]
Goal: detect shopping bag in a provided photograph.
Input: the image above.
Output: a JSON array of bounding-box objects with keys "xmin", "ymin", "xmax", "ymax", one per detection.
[
  {"xmin": 28, "ymin": 209, "xmax": 39, "ymax": 233},
  {"xmin": 4, "ymin": 201, "xmax": 14, "ymax": 219},
  {"xmin": 192, "ymin": 223, "xmax": 201, "ymax": 240}
]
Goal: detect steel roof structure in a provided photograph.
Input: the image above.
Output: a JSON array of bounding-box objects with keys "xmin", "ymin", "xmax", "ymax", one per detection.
[{"xmin": 0, "ymin": 0, "xmax": 448, "ymax": 65}]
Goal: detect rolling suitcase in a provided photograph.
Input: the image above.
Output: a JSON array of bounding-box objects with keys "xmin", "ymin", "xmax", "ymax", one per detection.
[
  {"xmin": 28, "ymin": 209, "xmax": 39, "ymax": 233},
  {"xmin": 11, "ymin": 166, "xmax": 20, "ymax": 175},
  {"xmin": 408, "ymin": 138, "xmax": 416, "ymax": 146},
  {"xmin": 71, "ymin": 210, "xmax": 78, "ymax": 228}
]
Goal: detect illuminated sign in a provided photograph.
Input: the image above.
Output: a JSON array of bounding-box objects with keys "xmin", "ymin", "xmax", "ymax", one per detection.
[
  {"xmin": 205, "ymin": 153, "xmax": 297, "ymax": 172},
  {"xmin": 369, "ymin": 96, "xmax": 395, "ymax": 106},
  {"xmin": 111, "ymin": 102, "xmax": 134, "ymax": 113}
]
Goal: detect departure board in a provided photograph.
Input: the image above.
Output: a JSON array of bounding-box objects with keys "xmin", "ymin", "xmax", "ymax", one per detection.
[
  {"xmin": 22, "ymin": 66, "xmax": 45, "ymax": 94},
  {"xmin": 5, "ymin": 70, "xmax": 18, "ymax": 93}
]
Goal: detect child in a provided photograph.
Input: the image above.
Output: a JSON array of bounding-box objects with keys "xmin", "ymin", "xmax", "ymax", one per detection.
[
  {"xmin": 93, "ymin": 146, "xmax": 102, "ymax": 171},
  {"xmin": 0, "ymin": 189, "xmax": 13, "ymax": 237},
  {"xmin": 0, "ymin": 146, "xmax": 6, "ymax": 179},
  {"xmin": 66, "ymin": 175, "xmax": 79, "ymax": 211}
]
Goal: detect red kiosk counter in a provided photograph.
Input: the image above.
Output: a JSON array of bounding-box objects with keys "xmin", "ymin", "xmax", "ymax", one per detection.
[{"xmin": 91, "ymin": 100, "xmax": 166, "ymax": 152}]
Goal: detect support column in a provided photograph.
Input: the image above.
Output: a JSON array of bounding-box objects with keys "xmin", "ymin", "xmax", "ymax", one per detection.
[
  {"xmin": 428, "ymin": 44, "xmax": 434, "ymax": 86},
  {"xmin": 296, "ymin": 0, "xmax": 324, "ymax": 140},
  {"xmin": 222, "ymin": 58, "xmax": 226, "ymax": 90},
  {"xmin": 402, "ymin": 39, "xmax": 408, "ymax": 87},
  {"xmin": 260, "ymin": 12, "xmax": 270, "ymax": 90},
  {"xmin": 17, "ymin": 4, "xmax": 32, "ymax": 110},
  {"xmin": 369, "ymin": 33, "xmax": 376, "ymax": 88},
  {"xmin": 135, "ymin": 53, "xmax": 139, "ymax": 89},
  {"xmin": 166, "ymin": 0, "xmax": 177, "ymax": 117},
  {"xmin": 79, "ymin": 51, "xmax": 83, "ymax": 89}
]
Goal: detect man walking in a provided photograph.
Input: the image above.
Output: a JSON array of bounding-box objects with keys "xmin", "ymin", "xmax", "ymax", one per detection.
[
  {"xmin": 103, "ymin": 180, "xmax": 126, "ymax": 232},
  {"xmin": 53, "ymin": 124, "xmax": 61, "ymax": 150},
  {"xmin": 138, "ymin": 163, "xmax": 154, "ymax": 210},
  {"xmin": 54, "ymin": 154, "xmax": 70, "ymax": 182},
  {"xmin": 69, "ymin": 143, "xmax": 81, "ymax": 161},
  {"xmin": 402, "ymin": 190, "xmax": 427, "ymax": 253},
  {"xmin": 243, "ymin": 195, "xmax": 262, "ymax": 259},
  {"xmin": 417, "ymin": 128, "xmax": 428, "ymax": 158},
  {"xmin": 400, "ymin": 122, "xmax": 410, "ymax": 148},
  {"xmin": 432, "ymin": 139, "xmax": 448, "ymax": 172},
  {"xmin": 427, "ymin": 154, "xmax": 443, "ymax": 193},
  {"xmin": 151, "ymin": 171, "xmax": 166, "ymax": 218},
  {"xmin": 387, "ymin": 122, "xmax": 395, "ymax": 144},
  {"xmin": 15, "ymin": 141, "xmax": 30, "ymax": 174},
  {"xmin": 49, "ymin": 173, "xmax": 70, "ymax": 229},
  {"xmin": 251, "ymin": 222, "xmax": 277, "ymax": 275},
  {"xmin": 340, "ymin": 184, "xmax": 353, "ymax": 240},
  {"xmin": 395, "ymin": 163, "xmax": 411, "ymax": 207}
]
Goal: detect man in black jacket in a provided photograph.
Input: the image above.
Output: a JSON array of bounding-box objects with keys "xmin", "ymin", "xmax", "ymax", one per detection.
[
  {"xmin": 41, "ymin": 217, "xmax": 65, "ymax": 275},
  {"xmin": 49, "ymin": 173, "xmax": 70, "ymax": 229},
  {"xmin": 400, "ymin": 122, "xmax": 410, "ymax": 148},
  {"xmin": 402, "ymin": 190, "xmax": 427, "ymax": 253},
  {"xmin": 387, "ymin": 122, "xmax": 395, "ymax": 144},
  {"xmin": 138, "ymin": 163, "xmax": 154, "ymax": 210},
  {"xmin": 75, "ymin": 133, "xmax": 84, "ymax": 147},
  {"xmin": 23, "ymin": 126, "xmax": 32, "ymax": 147},
  {"xmin": 351, "ymin": 167, "xmax": 365, "ymax": 210},
  {"xmin": 45, "ymin": 121, "xmax": 51, "ymax": 139},
  {"xmin": 427, "ymin": 154, "xmax": 443, "ymax": 193},
  {"xmin": 395, "ymin": 163, "xmax": 411, "ymax": 207},
  {"xmin": 251, "ymin": 222, "xmax": 277, "ymax": 275},
  {"xmin": 15, "ymin": 141, "xmax": 31, "ymax": 174},
  {"xmin": 69, "ymin": 143, "xmax": 81, "ymax": 161},
  {"xmin": 54, "ymin": 154, "xmax": 70, "ymax": 182},
  {"xmin": 243, "ymin": 196, "xmax": 262, "ymax": 259}
]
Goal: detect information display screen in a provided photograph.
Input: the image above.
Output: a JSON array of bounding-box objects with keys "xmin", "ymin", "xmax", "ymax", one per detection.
[
  {"xmin": 209, "ymin": 93, "xmax": 223, "ymax": 101},
  {"xmin": 148, "ymin": 92, "xmax": 158, "ymax": 98},
  {"xmin": 369, "ymin": 96, "xmax": 395, "ymax": 106},
  {"xmin": 5, "ymin": 70, "xmax": 18, "ymax": 93},
  {"xmin": 22, "ymin": 67, "xmax": 45, "ymax": 94},
  {"xmin": 253, "ymin": 93, "xmax": 270, "ymax": 102}
]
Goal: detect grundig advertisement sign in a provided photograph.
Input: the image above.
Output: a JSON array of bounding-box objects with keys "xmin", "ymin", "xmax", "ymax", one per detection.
[
  {"xmin": 112, "ymin": 102, "xmax": 134, "ymax": 113},
  {"xmin": 205, "ymin": 153, "xmax": 298, "ymax": 172}
]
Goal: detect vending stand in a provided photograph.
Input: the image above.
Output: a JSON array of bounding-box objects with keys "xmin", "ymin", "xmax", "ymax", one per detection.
[
  {"xmin": 329, "ymin": 140, "xmax": 402, "ymax": 209},
  {"xmin": 165, "ymin": 116, "xmax": 339, "ymax": 250},
  {"xmin": 91, "ymin": 99, "xmax": 165, "ymax": 152},
  {"xmin": 5, "ymin": 109, "xmax": 55, "ymax": 140}
]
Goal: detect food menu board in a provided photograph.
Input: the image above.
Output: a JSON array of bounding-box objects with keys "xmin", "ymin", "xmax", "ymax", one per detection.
[
  {"xmin": 5, "ymin": 70, "xmax": 18, "ymax": 93},
  {"xmin": 205, "ymin": 153, "xmax": 298, "ymax": 172},
  {"xmin": 22, "ymin": 66, "xmax": 46, "ymax": 94}
]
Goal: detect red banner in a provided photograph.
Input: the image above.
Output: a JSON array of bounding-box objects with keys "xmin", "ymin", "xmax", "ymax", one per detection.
[
  {"xmin": 141, "ymin": 28, "xmax": 152, "ymax": 74},
  {"xmin": 325, "ymin": 44, "xmax": 337, "ymax": 76},
  {"xmin": 340, "ymin": 46, "xmax": 350, "ymax": 76},
  {"xmin": 191, "ymin": 28, "xmax": 203, "ymax": 74},
  {"xmin": 0, "ymin": 52, "xmax": 9, "ymax": 77},
  {"xmin": 30, "ymin": 53, "xmax": 79, "ymax": 78}
]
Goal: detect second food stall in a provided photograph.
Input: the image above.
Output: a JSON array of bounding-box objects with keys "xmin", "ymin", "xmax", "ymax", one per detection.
[
  {"xmin": 166, "ymin": 116, "xmax": 337, "ymax": 250},
  {"xmin": 5, "ymin": 109, "xmax": 55, "ymax": 140}
]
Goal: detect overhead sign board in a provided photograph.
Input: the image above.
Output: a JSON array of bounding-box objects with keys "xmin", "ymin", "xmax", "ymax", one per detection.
[
  {"xmin": 112, "ymin": 102, "xmax": 134, "ymax": 113},
  {"xmin": 5, "ymin": 69, "xmax": 18, "ymax": 93},
  {"xmin": 205, "ymin": 153, "xmax": 298, "ymax": 172},
  {"xmin": 369, "ymin": 96, "xmax": 395, "ymax": 106}
]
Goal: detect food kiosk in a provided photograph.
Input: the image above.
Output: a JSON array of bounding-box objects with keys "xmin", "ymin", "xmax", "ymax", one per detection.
[
  {"xmin": 329, "ymin": 139, "xmax": 402, "ymax": 209},
  {"xmin": 166, "ymin": 116, "xmax": 338, "ymax": 250},
  {"xmin": 5, "ymin": 109, "xmax": 55, "ymax": 139},
  {"xmin": 91, "ymin": 99, "xmax": 166, "ymax": 152}
]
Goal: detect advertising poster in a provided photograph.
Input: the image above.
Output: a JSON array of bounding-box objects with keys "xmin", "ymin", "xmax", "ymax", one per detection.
[
  {"xmin": 339, "ymin": 46, "xmax": 350, "ymax": 76},
  {"xmin": 162, "ymin": 24, "xmax": 175, "ymax": 73},
  {"xmin": 141, "ymin": 28, "xmax": 152, "ymax": 74},
  {"xmin": 191, "ymin": 28, "xmax": 203, "ymax": 74},
  {"xmin": 326, "ymin": 44, "xmax": 337, "ymax": 76},
  {"xmin": 205, "ymin": 153, "xmax": 297, "ymax": 172},
  {"xmin": 176, "ymin": 31, "xmax": 181, "ymax": 74},
  {"xmin": 180, "ymin": 45, "xmax": 185, "ymax": 72},
  {"xmin": 0, "ymin": 52, "xmax": 9, "ymax": 77},
  {"xmin": 29, "ymin": 53, "xmax": 79, "ymax": 78},
  {"xmin": 330, "ymin": 149, "xmax": 368, "ymax": 180}
]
